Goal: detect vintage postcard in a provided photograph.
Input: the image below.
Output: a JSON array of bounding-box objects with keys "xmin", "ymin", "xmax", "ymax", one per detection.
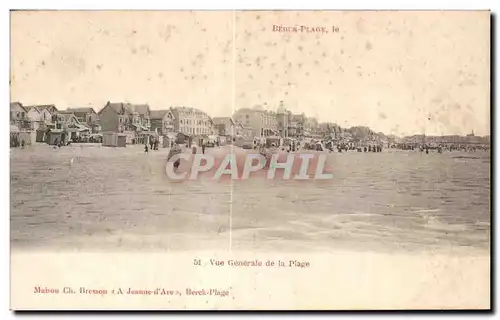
[{"xmin": 9, "ymin": 10, "xmax": 490, "ymax": 310}]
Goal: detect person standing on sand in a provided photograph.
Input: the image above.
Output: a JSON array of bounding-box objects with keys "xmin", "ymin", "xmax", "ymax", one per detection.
[{"xmin": 168, "ymin": 142, "xmax": 182, "ymax": 171}]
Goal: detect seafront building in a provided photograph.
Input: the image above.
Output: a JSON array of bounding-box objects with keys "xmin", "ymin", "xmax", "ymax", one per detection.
[
  {"xmin": 232, "ymin": 101, "xmax": 325, "ymax": 140},
  {"xmin": 98, "ymin": 101, "xmax": 152, "ymax": 144},
  {"xmin": 149, "ymin": 109, "xmax": 176, "ymax": 135},
  {"xmin": 9, "ymin": 99, "xmax": 491, "ymax": 150},
  {"xmin": 232, "ymin": 104, "xmax": 279, "ymax": 138},
  {"xmin": 170, "ymin": 106, "xmax": 216, "ymax": 136}
]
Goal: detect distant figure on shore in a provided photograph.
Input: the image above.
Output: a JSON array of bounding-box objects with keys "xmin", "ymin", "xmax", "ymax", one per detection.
[
  {"xmin": 144, "ymin": 143, "xmax": 149, "ymax": 154},
  {"xmin": 425, "ymin": 147, "xmax": 429, "ymax": 154},
  {"xmin": 168, "ymin": 143, "xmax": 182, "ymax": 171}
]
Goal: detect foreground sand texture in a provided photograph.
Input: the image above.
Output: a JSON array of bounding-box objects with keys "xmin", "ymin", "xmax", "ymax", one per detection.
[
  {"xmin": 11, "ymin": 145, "xmax": 490, "ymax": 252},
  {"xmin": 10, "ymin": 144, "xmax": 491, "ymax": 310}
]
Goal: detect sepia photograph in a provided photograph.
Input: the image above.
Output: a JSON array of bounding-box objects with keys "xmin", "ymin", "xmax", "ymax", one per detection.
[{"xmin": 9, "ymin": 9, "xmax": 491, "ymax": 310}]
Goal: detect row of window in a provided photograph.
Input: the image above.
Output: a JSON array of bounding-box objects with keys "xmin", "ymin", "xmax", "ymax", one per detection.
[
  {"xmin": 10, "ymin": 111, "xmax": 25, "ymax": 119},
  {"xmin": 180, "ymin": 126, "xmax": 213, "ymax": 134},
  {"xmin": 176, "ymin": 111, "xmax": 206, "ymax": 117},
  {"xmin": 179, "ymin": 119, "xmax": 210, "ymax": 126},
  {"xmin": 119, "ymin": 117, "xmax": 150, "ymax": 125}
]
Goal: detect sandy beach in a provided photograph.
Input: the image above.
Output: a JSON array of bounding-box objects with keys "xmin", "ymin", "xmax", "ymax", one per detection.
[{"xmin": 10, "ymin": 143, "xmax": 491, "ymax": 310}]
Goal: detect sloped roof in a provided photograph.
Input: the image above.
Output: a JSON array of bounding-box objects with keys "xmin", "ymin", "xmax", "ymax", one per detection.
[
  {"xmin": 10, "ymin": 102, "xmax": 27, "ymax": 112},
  {"xmin": 59, "ymin": 113, "xmax": 80, "ymax": 124},
  {"xmin": 212, "ymin": 117, "xmax": 235, "ymax": 126},
  {"xmin": 123, "ymin": 104, "xmax": 149, "ymax": 115},
  {"xmin": 103, "ymin": 102, "xmax": 150, "ymax": 116},
  {"xmin": 234, "ymin": 121, "xmax": 251, "ymax": 129},
  {"xmin": 104, "ymin": 103, "xmax": 126, "ymax": 115},
  {"xmin": 171, "ymin": 106, "xmax": 208, "ymax": 116},
  {"xmin": 150, "ymin": 109, "xmax": 174, "ymax": 120},
  {"xmin": 22, "ymin": 105, "xmax": 40, "ymax": 113},
  {"xmin": 67, "ymin": 107, "xmax": 97, "ymax": 114},
  {"xmin": 27, "ymin": 104, "xmax": 57, "ymax": 112}
]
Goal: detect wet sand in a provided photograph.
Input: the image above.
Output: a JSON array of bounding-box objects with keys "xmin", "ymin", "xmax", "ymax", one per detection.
[{"xmin": 10, "ymin": 143, "xmax": 490, "ymax": 254}]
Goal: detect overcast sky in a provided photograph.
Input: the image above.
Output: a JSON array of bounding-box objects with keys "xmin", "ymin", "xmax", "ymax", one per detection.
[{"xmin": 10, "ymin": 10, "xmax": 490, "ymax": 136}]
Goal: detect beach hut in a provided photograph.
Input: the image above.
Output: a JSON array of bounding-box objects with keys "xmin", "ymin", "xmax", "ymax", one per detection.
[
  {"xmin": 116, "ymin": 134, "xmax": 126, "ymax": 147},
  {"xmin": 218, "ymin": 135, "xmax": 227, "ymax": 146},
  {"xmin": 176, "ymin": 132, "xmax": 191, "ymax": 145},
  {"xmin": 18, "ymin": 131, "xmax": 34, "ymax": 145},
  {"xmin": 47, "ymin": 130, "xmax": 66, "ymax": 145},
  {"xmin": 10, "ymin": 125, "xmax": 20, "ymax": 147},
  {"xmin": 102, "ymin": 132, "xmax": 127, "ymax": 147},
  {"xmin": 36, "ymin": 129, "xmax": 48, "ymax": 142}
]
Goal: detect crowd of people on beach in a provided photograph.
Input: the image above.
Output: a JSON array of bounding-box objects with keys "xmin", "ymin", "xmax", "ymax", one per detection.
[
  {"xmin": 144, "ymin": 136, "xmax": 160, "ymax": 153},
  {"xmin": 397, "ymin": 143, "xmax": 489, "ymax": 153}
]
